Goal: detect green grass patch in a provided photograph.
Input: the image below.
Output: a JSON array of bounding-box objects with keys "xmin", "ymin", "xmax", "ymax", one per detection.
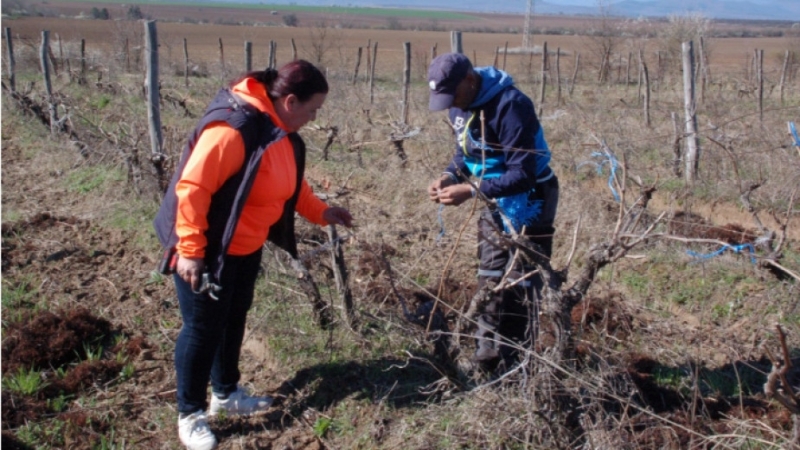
[
  {"xmin": 46, "ymin": 0, "xmax": 476, "ymax": 20},
  {"xmin": 313, "ymin": 416, "xmax": 336, "ymax": 438},
  {"xmin": 651, "ymin": 365, "xmax": 688, "ymax": 391},
  {"xmin": 104, "ymin": 199, "xmax": 159, "ymax": 235},
  {"xmin": 619, "ymin": 271, "xmax": 651, "ymax": 297},
  {"xmin": 1, "ymin": 275, "xmax": 39, "ymax": 309},
  {"xmin": 65, "ymin": 166, "xmax": 126, "ymax": 194},
  {"xmin": 2, "ymin": 209, "xmax": 23, "ymax": 222},
  {"xmin": 16, "ymin": 418, "xmax": 67, "ymax": 448},
  {"xmin": 1, "ymin": 275, "xmax": 43, "ymax": 327},
  {"xmin": 659, "ymin": 177, "xmax": 685, "ymax": 194},
  {"xmin": 3, "ymin": 366, "xmax": 48, "ymax": 396}
]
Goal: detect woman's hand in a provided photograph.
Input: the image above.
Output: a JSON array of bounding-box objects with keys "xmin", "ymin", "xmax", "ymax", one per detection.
[
  {"xmin": 176, "ymin": 256, "xmax": 205, "ymax": 292},
  {"xmin": 323, "ymin": 207, "xmax": 354, "ymax": 228}
]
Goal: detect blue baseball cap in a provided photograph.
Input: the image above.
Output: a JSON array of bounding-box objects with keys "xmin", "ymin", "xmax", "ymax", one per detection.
[{"xmin": 428, "ymin": 53, "xmax": 472, "ymax": 111}]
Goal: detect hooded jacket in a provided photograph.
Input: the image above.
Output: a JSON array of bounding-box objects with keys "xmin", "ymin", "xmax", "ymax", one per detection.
[
  {"xmin": 153, "ymin": 78, "xmax": 328, "ymax": 283},
  {"xmin": 444, "ymin": 67, "xmax": 553, "ymax": 200}
]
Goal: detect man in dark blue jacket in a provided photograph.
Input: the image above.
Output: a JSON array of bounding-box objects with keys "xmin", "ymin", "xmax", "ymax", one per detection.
[{"xmin": 427, "ymin": 52, "xmax": 559, "ymax": 374}]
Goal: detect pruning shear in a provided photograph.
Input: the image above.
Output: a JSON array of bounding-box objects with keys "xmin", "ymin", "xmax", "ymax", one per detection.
[{"xmin": 194, "ymin": 272, "xmax": 222, "ymax": 301}]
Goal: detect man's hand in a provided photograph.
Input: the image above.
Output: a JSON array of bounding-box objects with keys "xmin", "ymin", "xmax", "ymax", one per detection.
[
  {"xmin": 323, "ymin": 207, "xmax": 354, "ymax": 228},
  {"xmin": 436, "ymin": 184, "xmax": 475, "ymax": 206},
  {"xmin": 427, "ymin": 175, "xmax": 457, "ymax": 203},
  {"xmin": 176, "ymin": 256, "xmax": 205, "ymax": 292}
]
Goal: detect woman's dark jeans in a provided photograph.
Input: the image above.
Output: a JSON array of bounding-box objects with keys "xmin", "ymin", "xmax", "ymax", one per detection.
[{"xmin": 174, "ymin": 250, "xmax": 262, "ymax": 414}]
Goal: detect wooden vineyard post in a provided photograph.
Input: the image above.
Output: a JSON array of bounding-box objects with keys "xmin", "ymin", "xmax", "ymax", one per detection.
[
  {"xmin": 268, "ymin": 40, "xmax": 276, "ymax": 69},
  {"xmin": 218, "ymin": 37, "xmax": 224, "ymax": 72},
  {"xmin": 502, "ymin": 41, "xmax": 508, "ymax": 70},
  {"xmin": 365, "ymin": 39, "xmax": 371, "ymax": 80},
  {"xmin": 539, "ymin": 41, "xmax": 547, "ymax": 117},
  {"xmin": 352, "ymin": 46, "xmax": 362, "ymax": 85},
  {"xmin": 431, "ymin": 42, "xmax": 437, "ymax": 60},
  {"xmin": 682, "ymin": 41, "xmax": 700, "ymax": 184},
  {"xmin": 401, "ymin": 42, "xmax": 411, "ymax": 126},
  {"xmin": 244, "ymin": 41, "xmax": 252, "ymax": 72},
  {"xmin": 369, "ymin": 41, "xmax": 377, "ymax": 105},
  {"xmin": 144, "ymin": 21, "xmax": 164, "ymax": 175},
  {"xmin": 779, "ymin": 49, "xmax": 790, "ymax": 106},
  {"xmin": 642, "ymin": 56, "xmax": 651, "ymax": 128},
  {"xmin": 81, "ymin": 38, "xmax": 87, "ymax": 81},
  {"xmin": 450, "ymin": 31, "xmax": 462, "ymax": 54},
  {"xmin": 183, "ymin": 38, "xmax": 189, "ymax": 87},
  {"xmin": 555, "ymin": 47, "xmax": 561, "ymax": 105},
  {"xmin": 569, "ymin": 52, "xmax": 579, "ymax": 96},
  {"xmin": 40, "ymin": 31, "xmax": 58, "ymax": 136},
  {"xmin": 756, "ymin": 48, "xmax": 764, "ymax": 122},
  {"xmin": 290, "ymin": 38, "xmax": 297, "ymax": 61},
  {"xmin": 5, "ymin": 27, "xmax": 15, "ymax": 92},
  {"xmin": 637, "ymin": 49, "xmax": 643, "ymax": 105}
]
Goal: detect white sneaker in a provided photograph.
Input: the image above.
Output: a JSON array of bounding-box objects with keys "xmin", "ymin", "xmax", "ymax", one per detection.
[
  {"xmin": 208, "ymin": 385, "xmax": 273, "ymax": 417},
  {"xmin": 178, "ymin": 411, "xmax": 217, "ymax": 450}
]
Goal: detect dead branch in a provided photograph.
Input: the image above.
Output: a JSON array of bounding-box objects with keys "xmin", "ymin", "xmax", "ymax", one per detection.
[
  {"xmin": 455, "ymin": 139, "xmax": 664, "ymax": 360},
  {"xmin": 763, "ymin": 324, "xmax": 799, "ymax": 449},
  {"xmin": 563, "ymin": 214, "xmax": 582, "ymax": 271},
  {"xmin": 308, "ymin": 124, "xmax": 339, "ymax": 161},
  {"xmin": 162, "ymin": 92, "xmax": 195, "ymax": 118},
  {"xmin": 764, "ymin": 187, "xmax": 796, "ymax": 265},
  {"xmin": 387, "ymin": 123, "xmax": 418, "ymax": 167},
  {"xmin": 630, "ymin": 232, "xmax": 800, "ymax": 281},
  {"xmin": 327, "ymin": 225, "xmax": 355, "ymax": 329},
  {"xmin": 708, "ymin": 136, "xmax": 769, "ymax": 233},
  {"xmin": 289, "ymin": 257, "xmax": 333, "ymax": 330},
  {"xmin": 374, "ymin": 242, "xmax": 455, "ymax": 377}
]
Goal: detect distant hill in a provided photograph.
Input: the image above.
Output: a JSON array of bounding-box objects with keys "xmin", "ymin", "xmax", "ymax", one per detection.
[{"xmin": 261, "ymin": 0, "xmax": 800, "ymax": 21}]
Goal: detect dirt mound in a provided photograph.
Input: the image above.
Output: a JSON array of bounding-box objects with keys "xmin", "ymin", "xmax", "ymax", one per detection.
[
  {"xmin": 1, "ymin": 209, "xmax": 164, "ymax": 444},
  {"xmin": 668, "ymin": 211, "xmax": 760, "ymax": 244},
  {"xmin": 2, "ymin": 308, "xmax": 112, "ymax": 375},
  {"xmin": 0, "ymin": 308, "xmax": 147, "ymax": 431}
]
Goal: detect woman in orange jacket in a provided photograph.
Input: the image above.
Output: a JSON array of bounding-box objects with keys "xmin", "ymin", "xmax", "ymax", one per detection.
[{"xmin": 154, "ymin": 60, "xmax": 353, "ymax": 450}]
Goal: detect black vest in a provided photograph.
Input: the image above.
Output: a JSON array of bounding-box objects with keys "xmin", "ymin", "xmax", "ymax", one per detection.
[{"xmin": 153, "ymin": 88, "xmax": 306, "ymax": 283}]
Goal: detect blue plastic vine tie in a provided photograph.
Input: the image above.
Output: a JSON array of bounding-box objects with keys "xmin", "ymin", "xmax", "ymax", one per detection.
[
  {"xmin": 686, "ymin": 243, "xmax": 756, "ymax": 264},
  {"xmin": 590, "ymin": 151, "xmax": 620, "ymax": 202},
  {"xmin": 789, "ymin": 122, "xmax": 800, "ymax": 148},
  {"xmin": 435, "ymin": 203, "xmax": 446, "ymax": 243}
]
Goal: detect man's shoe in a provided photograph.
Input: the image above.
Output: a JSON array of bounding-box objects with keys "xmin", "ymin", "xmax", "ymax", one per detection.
[
  {"xmin": 178, "ymin": 411, "xmax": 217, "ymax": 450},
  {"xmin": 208, "ymin": 385, "xmax": 273, "ymax": 417}
]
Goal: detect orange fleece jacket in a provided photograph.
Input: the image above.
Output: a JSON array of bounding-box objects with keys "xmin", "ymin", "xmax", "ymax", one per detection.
[{"xmin": 174, "ymin": 78, "xmax": 329, "ymax": 258}]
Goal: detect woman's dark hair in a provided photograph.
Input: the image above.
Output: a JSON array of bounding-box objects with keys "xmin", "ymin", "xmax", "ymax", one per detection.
[{"xmin": 232, "ymin": 60, "xmax": 328, "ymax": 102}]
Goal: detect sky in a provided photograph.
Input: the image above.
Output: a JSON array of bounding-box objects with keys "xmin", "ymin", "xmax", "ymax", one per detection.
[{"xmin": 520, "ymin": 0, "xmax": 776, "ymax": 4}]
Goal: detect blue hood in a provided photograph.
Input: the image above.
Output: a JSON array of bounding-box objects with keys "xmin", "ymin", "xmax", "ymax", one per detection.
[{"xmin": 469, "ymin": 67, "xmax": 514, "ymax": 109}]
